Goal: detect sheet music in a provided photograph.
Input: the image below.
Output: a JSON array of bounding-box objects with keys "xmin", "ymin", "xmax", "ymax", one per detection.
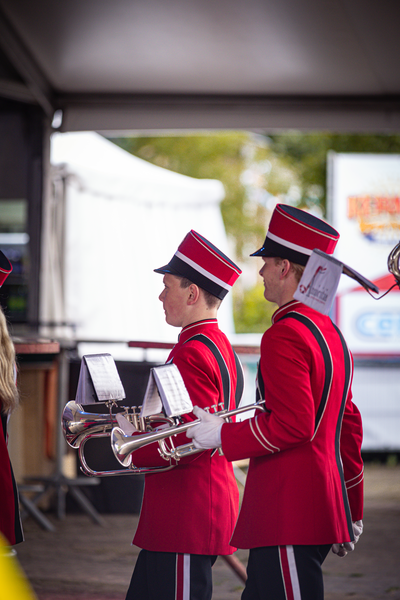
[
  {"xmin": 140, "ymin": 374, "xmax": 163, "ymax": 417},
  {"xmin": 83, "ymin": 354, "xmax": 126, "ymax": 402},
  {"xmin": 75, "ymin": 360, "xmax": 98, "ymax": 405},
  {"xmin": 153, "ymin": 364, "xmax": 193, "ymax": 417},
  {"xmin": 140, "ymin": 363, "xmax": 193, "ymax": 418}
]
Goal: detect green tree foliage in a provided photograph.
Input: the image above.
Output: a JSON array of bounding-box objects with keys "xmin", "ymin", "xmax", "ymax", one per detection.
[
  {"xmin": 110, "ymin": 131, "xmax": 400, "ymax": 334},
  {"xmin": 233, "ymin": 283, "xmax": 277, "ymax": 333},
  {"xmin": 267, "ymin": 132, "xmax": 400, "ymax": 215},
  {"xmin": 111, "ymin": 132, "xmax": 269, "ymax": 259}
]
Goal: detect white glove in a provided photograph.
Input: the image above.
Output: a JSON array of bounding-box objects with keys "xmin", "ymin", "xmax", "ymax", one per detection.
[
  {"xmin": 352, "ymin": 520, "xmax": 363, "ymax": 543},
  {"xmin": 331, "ymin": 542, "xmax": 353, "ymax": 558},
  {"xmin": 331, "ymin": 520, "xmax": 363, "ymax": 558},
  {"xmin": 116, "ymin": 413, "xmax": 138, "ymax": 435},
  {"xmin": 186, "ymin": 406, "xmax": 223, "ymax": 449}
]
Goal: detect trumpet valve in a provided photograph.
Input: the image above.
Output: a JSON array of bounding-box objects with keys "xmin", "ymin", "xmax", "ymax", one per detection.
[
  {"xmin": 157, "ymin": 438, "xmax": 175, "ymax": 461},
  {"xmin": 208, "ymin": 403, "xmax": 224, "ymax": 414}
]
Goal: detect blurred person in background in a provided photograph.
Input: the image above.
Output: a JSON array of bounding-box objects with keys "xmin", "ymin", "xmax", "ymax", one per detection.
[{"xmin": 0, "ymin": 250, "xmax": 24, "ymax": 552}]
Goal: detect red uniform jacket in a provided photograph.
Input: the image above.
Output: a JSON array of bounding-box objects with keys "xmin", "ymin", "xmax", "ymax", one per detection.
[
  {"xmin": 132, "ymin": 319, "xmax": 240, "ymax": 555},
  {"xmin": 221, "ymin": 300, "xmax": 364, "ymax": 549},
  {"xmin": 1, "ymin": 408, "xmax": 23, "ymax": 546}
]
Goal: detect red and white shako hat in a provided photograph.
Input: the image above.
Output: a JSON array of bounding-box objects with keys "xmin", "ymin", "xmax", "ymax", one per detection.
[
  {"xmin": 251, "ymin": 204, "xmax": 339, "ymax": 265},
  {"xmin": 154, "ymin": 230, "xmax": 242, "ymax": 300},
  {"xmin": 0, "ymin": 250, "xmax": 12, "ymax": 287}
]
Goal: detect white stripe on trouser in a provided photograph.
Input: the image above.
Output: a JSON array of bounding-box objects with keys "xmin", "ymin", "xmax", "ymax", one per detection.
[
  {"xmin": 286, "ymin": 546, "xmax": 301, "ymax": 600},
  {"xmin": 182, "ymin": 554, "xmax": 190, "ymax": 600}
]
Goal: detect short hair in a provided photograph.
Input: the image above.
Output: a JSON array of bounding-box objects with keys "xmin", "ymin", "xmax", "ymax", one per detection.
[
  {"xmin": 179, "ymin": 277, "xmax": 222, "ymax": 309},
  {"xmin": 273, "ymin": 257, "xmax": 305, "ymax": 284}
]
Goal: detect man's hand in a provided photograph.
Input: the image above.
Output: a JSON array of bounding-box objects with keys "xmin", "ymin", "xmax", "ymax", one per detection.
[
  {"xmin": 331, "ymin": 520, "xmax": 363, "ymax": 558},
  {"xmin": 186, "ymin": 406, "xmax": 224, "ymax": 449}
]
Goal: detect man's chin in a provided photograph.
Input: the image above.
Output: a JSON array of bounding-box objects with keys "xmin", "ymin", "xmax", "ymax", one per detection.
[{"xmin": 165, "ymin": 316, "xmax": 180, "ymax": 328}]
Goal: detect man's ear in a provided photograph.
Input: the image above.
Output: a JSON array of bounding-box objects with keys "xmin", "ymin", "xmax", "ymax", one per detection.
[
  {"xmin": 187, "ymin": 284, "xmax": 200, "ymax": 305},
  {"xmin": 280, "ymin": 259, "xmax": 291, "ymax": 279}
]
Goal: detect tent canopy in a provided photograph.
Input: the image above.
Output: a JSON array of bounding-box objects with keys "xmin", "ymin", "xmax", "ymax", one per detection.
[{"xmin": 41, "ymin": 131, "xmax": 235, "ymax": 357}]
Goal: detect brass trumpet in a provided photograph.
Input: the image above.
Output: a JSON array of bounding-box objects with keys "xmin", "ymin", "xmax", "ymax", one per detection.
[{"xmin": 111, "ymin": 400, "xmax": 266, "ymax": 468}]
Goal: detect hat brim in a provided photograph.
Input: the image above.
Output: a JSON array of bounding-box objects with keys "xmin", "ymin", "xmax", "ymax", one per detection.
[
  {"xmin": 250, "ymin": 246, "xmax": 272, "ymax": 257},
  {"xmin": 154, "ymin": 258, "xmax": 229, "ymax": 300},
  {"xmin": 154, "ymin": 263, "xmax": 181, "ymax": 276},
  {"xmin": 250, "ymin": 238, "xmax": 309, "ymax": 266}
]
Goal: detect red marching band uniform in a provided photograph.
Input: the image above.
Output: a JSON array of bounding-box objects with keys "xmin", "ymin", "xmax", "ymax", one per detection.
[
  {"xmin": 122, "ymin": 230, "xmax": 243, "ymax": 600},
  {"xmin": 187, "ymin": 205, "xmax": 365, "ymax": 599},
  {"xmin": 132, "ymin": 318, "xmax": 241, "ymax": 556},
  {"xmin": 221, "ymin": 299, "xmax": 364, "ymax": 549},
  {"xmin": 220, "ymin": 205, "xmax": 364, "ymax": 552},
  {"xmin": 1, "ymin": 412, "xmax": 23, "ymax": 546},
  {"xmin": 0, "ymin": 250, "xmax": 24, "ymax": 547}
]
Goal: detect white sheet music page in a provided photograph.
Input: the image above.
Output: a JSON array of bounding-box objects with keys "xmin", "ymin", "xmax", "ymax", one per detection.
[
  {"xmin": 75, "ymin": 360, "xmax": 98, "ymax": 405},
  {"xmin": 83, "ymin": 354, "xmax": 126, "ymax": 402},
  {"xmin": 152, "ymin": 363, "xmax": 193, "ymax": 418},
  {"xmin": 140, "ymin": 373, "xmax": 163, "ymax": 417}
]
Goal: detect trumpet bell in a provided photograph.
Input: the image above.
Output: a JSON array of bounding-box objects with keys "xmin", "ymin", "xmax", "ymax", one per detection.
[
  {"xmin": 62, "ymin": 400, "xmax": 116, "ymax": 448},
  {"xmin": 111, "ymin": 427, "xmax": 134, "ymax": 467}
]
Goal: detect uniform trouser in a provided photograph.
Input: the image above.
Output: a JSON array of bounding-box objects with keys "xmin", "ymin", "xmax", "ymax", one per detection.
[
  {"xmin": 241, "ymin": 544, "xmax": 331, "ymax": 600},
  {"xmin": 125, "ymin": 549, "xmax": 218, "ymax": 600}
]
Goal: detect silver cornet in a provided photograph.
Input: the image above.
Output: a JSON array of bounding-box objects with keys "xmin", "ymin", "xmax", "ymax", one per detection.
[
  {"xmin": 62, "ymin": 401, "xmax": 120, "ymax": 448},
  {"xmin": 111, "ymin": 400, "xmax": 266, "ymax": 468},
  {"xmin": 61, "ymin": 400, "xmax": 177, "ymax": 476}
]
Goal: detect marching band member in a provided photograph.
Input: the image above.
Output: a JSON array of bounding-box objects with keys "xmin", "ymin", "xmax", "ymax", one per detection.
[
  {"xmin": 0, "ymin": 250, "xmax": 24, "ymax": 550},
  {"xmin": 124, "ymin": 231, "xmax": 242, "ymax": 600},
  {"xmin": 188, "ymin": 205, "xmax": 364, "ymax": 600}
]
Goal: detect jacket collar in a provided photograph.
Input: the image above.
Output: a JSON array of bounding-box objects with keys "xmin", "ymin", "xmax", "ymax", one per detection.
[
  {"xmin": 271, "ymin": 300, "xmax": 303, "ymax": 325},
  {"xmin": 178, "ymin": 319, "xmax": 219, "ymax": 343}
]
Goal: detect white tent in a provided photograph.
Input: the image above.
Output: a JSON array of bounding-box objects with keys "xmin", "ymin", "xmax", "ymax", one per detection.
[{"xmin": 40, "ymin": 131, "xmax": 236, "ymax": 360}]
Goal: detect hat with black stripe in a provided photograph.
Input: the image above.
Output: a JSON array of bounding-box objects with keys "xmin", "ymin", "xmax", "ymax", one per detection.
[
  {"xmin": 154, "ymin": 230, "xmax": 241, "ymax": 300},
  {"xmin": 251, "ymin": 204, "xmax": 339, "ymax": 265},
  {"xmin": 0, "ymin": 250, "xmax": 12, "ymax": 287}
]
